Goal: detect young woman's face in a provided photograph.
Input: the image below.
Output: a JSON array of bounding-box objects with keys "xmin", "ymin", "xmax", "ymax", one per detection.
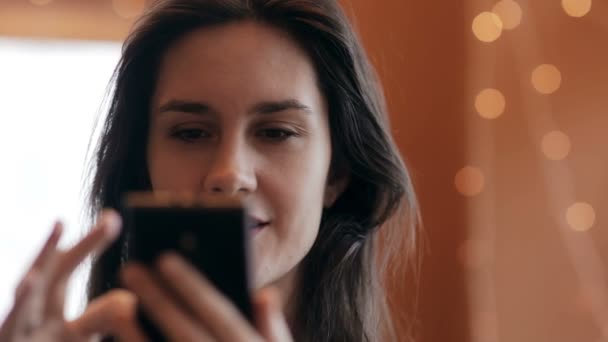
[{"xmin": 147, "ymin": 22, "xmax": 342, "ymax": 292}]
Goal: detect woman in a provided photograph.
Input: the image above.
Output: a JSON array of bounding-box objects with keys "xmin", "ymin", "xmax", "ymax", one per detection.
[{"xmin": 0, "ymin": 0, "xmax": 420, "ymax": 341}]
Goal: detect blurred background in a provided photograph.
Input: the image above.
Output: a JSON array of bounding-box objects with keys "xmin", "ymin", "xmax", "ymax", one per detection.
[{"xmin": 0, "ymin": 0, "xmax": 607, "ymax": 341}]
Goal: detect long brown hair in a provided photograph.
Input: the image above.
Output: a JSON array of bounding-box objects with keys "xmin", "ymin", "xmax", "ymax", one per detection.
[{"xmin": 87, "ymin": 0, "xmax": 421, "ymax": 340}]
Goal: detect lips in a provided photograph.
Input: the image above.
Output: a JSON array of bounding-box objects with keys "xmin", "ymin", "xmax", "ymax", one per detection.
[{"xmin": 246, "ymin": 215, "xmax": 270, "ymax": 230}]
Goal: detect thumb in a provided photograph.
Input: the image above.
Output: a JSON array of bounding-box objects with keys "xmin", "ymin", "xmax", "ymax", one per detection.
[
  {"xmin": 254, "ymin": 287, "xmax": 293, "ymax": 342},
  {"xmin": 66, "ymin": 289, "xmax": 147, "ymax": 342}
]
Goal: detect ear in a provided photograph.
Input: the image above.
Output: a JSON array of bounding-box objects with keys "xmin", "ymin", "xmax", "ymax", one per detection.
[{"xmin": 323, "ymin": 172, "xmax": 350, "ymax": 208}]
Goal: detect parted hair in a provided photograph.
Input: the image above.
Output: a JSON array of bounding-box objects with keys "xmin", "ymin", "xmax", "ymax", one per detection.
[{"xmin": 87, "ymin": 1, "xmax": 420, "ymax": 341}]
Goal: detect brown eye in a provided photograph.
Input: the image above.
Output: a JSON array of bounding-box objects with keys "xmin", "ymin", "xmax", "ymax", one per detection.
[
  {"xmin": 171, "ymin": 128, "xmax": 211, "ymax": 142},
  {"xmin": 257, "ymin": 128, "xmax": 297, "ymax": 141}
]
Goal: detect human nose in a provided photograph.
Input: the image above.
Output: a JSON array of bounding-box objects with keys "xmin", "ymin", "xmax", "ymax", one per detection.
[{"xmin": 201, "ymin": 139, "xmax": 257, "ymax": 195}]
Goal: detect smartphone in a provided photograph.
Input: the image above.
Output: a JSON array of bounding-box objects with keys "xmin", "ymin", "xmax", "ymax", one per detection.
[{"xmin": 120, "ymin": 192, "xmax": 253, "ymax": 341}]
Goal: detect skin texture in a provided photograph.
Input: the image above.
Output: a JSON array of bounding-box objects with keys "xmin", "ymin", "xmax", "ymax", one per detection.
[
  {"xmin": 147, "ymin": 21, "xmax": 342, "ymax": 298},
  {"xmin": 0, "ymin": 21, "xmax": 346, "ymax": 341}
]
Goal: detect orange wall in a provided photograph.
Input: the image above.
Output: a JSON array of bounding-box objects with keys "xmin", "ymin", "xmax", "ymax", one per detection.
[
  {"xmin": 341, "ymin": 2, "xmax": 470, "ymax": 341},
  {"xmin": 0, "ymin": 1, "xmax": 471, "ymax": 341},
  {"xmin": 464, "ymin": 1, "xmax": 608, "ymax": 342},
  {"xmin": 4, "ymin": 1, "xmax": 608, "ymax": 341}
]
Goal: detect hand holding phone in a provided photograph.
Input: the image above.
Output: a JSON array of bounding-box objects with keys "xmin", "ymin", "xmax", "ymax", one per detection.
[{"xmin": 120, "ymin": 192, "xmax": 253, "ymax": 341}]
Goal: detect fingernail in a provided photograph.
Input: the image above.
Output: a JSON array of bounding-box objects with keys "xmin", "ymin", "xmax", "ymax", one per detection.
[
  {"xmin": 101, "ymin": 210, "xmax": 122, "ymax": 239},
  {"xmin": 46, "ymin": 221, "xmax": 63, "ymax": 244},
  {"xmin": 51, "ymin": 221, "xmax": 63, "ymax": 238}
]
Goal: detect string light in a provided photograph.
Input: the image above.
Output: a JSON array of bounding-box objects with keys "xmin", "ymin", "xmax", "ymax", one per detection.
[
  {"xmin": 455, "ymin": 166, "xmax": 485, "ymax": 197},
  {"xmin": 475, "ymin": 88, "xmax": 506, "ymax": 119},
  {"xmin": 472, "ymin": 12, "xmax": 503, "ymax": 43},
  {"xmin": 492, "ymin": 0, "xmax": 523, "ymax": 30},
  {"xmin": 541, "ymin": 130, "xmax": 571, "ymax": 160},
  {"xmin": 532, "ymin": 64, "xmax": 562, "ymax": 94},
  {"xmin": 562, "ymin": 0, "xmax": 592, "ymax": 18},
  {"xmin": 566, "ymin": 202, "xmax": 596, "ymax": 232}
]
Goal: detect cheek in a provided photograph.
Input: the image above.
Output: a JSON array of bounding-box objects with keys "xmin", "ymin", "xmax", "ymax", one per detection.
[
  {"xmin": 251, "ymin": 143, "xmax": 330, "ymax": 287},
  {"xmin": 260, "ymin": 142, "xmax": 330, "ymax": 241}
]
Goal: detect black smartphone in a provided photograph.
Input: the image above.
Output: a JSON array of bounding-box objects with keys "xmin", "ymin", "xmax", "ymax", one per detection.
[{"xmin": 120, "ymin": 192, "xmax": 253, "ymax": 341}]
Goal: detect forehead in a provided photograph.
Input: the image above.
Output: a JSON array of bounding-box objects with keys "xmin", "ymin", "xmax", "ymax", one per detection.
[{"xmin": 153, "ymin": 21, "xmax": 321, "ymax": 109}]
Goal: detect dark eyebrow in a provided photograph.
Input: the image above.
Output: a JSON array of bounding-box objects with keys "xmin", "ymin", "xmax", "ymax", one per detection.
[
  {"xmin": 157, "ymin": 99, "xmax": 313, "ymax": 116},
  {"xmin": 158, "ymin": 100, "xmax": 213, "ymax": 115},
  {"xmin": 250, "ymin": 99, "xmax": 313, "ymax": 115}
]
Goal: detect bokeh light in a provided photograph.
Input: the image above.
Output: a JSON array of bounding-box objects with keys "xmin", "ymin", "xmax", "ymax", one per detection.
[
  {"xmin": 566, "ymin": 202, "xmax": 596, "ymax": 232},
  {"xmin": 541, "ymin": 130, "xmax": 571, "ymax": 160},
  {"xmin": 562, "ymin": 0, "xmax": 592, "ymax": 17},
  {"xmin": 455, "ymin": 166, "xmax": 485, "ymax": 197},
  {"xmin": 475, "ymin": 88, "xmax": 506, "ymax": 119},
  {"xmin": 532, "ymin": 64, "xmax": 562, "ymax": 94},
  {"xmin": 472, "ymin": 12, "xmax": 503, "ymax": 43},
  {"xmin": 492, "ymin": 0, "xmax": 523, "ymax": 30},
  {"xmin": 112, "ymin": 0, "xmax": 146, "ymax": 19}
]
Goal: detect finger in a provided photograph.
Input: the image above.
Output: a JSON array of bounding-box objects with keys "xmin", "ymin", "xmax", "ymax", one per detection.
[
  {"xmin": 14, "ymin": 222, "xmax": 63, "ymax": 299},
  {"xmin": 54, "ymin": 209, "xmax": 122, "ymax": 280},
  {"xmin": 121, "ymin": 263, "xmax": 214, "ymax": 341},
  {"xmin": 0, "ymin": 271, "xmax": 37, "ymax": 341},
  {"xmin": 67, "ymin": 289, "xmax": 147, "ymax": 342},
  {"xmin": 5, "ymin": 225, "xmax": 62, "ymax": 337},
  {"xmin": 254, "ymin": 287, "xmax": 293, "ymax": 342},
  {"xmin": 156, "ymin": 253, "xmax": 262, "ymax": 341},
  {"xmin": 27, "ymin": 221, "xmax": 63, "ymax": 273},
  {"xmin": 46, "ymin": 209, "xmax": 122, "ymax": 317}
]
